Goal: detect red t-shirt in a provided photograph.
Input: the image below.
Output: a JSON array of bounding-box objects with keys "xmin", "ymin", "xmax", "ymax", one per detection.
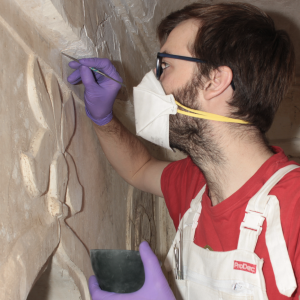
[{"xmin": 161, "ymin": 146, "xmax": 300, "ymax": 299}]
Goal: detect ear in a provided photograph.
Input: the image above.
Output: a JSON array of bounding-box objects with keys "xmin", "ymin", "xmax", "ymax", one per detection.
[{"xmin": 202, "ymin": 66, "xmax": 233, "ymax": 100}]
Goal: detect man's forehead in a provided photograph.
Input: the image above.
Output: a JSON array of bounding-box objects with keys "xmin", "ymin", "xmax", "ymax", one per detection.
[{"xmin": 160, "ymin": 19, "xmax": 200, "ymax": 56}]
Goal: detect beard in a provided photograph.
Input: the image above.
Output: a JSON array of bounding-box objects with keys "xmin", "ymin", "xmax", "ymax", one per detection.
[{"xmin": 169, "ymin": 76, "xmax": 224, "ymax": 168}]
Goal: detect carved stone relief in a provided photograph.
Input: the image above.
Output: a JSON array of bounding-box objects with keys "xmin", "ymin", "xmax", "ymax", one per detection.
[
  {"xmin": 0, "ymin": 5, "xmax": 93, "ymax": 297},
  {"xmin": 0, "ymin": 13, "xmax": 61, "ymax": 300},
  {"xmin": 0, "ymin": 0, "xmax": 157, "ymax": 298},
  {"xmin": 20, "ymin": 51, "xmax": 89, "ymax": 298}
]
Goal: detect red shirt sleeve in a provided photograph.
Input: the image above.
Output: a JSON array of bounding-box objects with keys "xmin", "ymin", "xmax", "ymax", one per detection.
[{"xmin": 161, "ymin": 156, "xmax": 206, "ymax": 229}]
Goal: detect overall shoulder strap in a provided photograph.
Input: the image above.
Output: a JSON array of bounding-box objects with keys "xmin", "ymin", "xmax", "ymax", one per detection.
[
  {"xmin": 238, "ymin": 164, "xmax": 299, "ymax": 252},
  {"xmin": 190, "ymin": 184, "xmax": 206, "ymax": 212},
  {"xmin": 185, "ymin": 185, "xmax": 206, "ymax": 241},
  {"xmin": 238, "ymin": 164, "xmax": 299, "ymax": 297},
  {"xmin": 265, "ymin": 195, "xmax": 297, "ymax": 297}
]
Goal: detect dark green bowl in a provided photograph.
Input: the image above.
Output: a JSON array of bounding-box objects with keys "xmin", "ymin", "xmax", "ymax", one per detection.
[{"xmin": 90, "ymin": 249, "xmax": 145, "ymax": 293}]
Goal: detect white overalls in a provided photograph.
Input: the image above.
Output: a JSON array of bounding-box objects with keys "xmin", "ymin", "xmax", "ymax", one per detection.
[{"xmin": 165, "ymin": 165, "xmax": 298, "ymax": 300}]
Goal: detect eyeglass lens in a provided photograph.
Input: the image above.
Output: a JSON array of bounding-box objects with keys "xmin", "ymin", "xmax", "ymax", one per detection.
[{"xmin": 156, "ymin": 57, "xmax": 163, "ymax": 80}]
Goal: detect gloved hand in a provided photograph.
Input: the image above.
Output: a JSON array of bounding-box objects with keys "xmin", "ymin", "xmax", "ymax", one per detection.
[
  {"xmin": 89, "ymin": 241, "xmax": 175, "ymax": 300},
  {"xmin": 67, "ymin": 58, "xmax": 122, "ymax": 126}
]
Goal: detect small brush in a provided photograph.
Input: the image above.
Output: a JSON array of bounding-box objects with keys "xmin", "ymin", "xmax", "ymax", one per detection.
[{"xmin": 62, "ymin": 52, "xmax": 126, "ymax": 87}]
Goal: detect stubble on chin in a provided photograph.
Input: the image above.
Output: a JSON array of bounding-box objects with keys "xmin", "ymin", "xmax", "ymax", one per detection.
[{"xmin": 169, "ymin": 78, "xmax": 224, "ymax": 168}]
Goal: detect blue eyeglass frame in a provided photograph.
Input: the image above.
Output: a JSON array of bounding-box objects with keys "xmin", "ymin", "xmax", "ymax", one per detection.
[{"xmin": 156, "ymin": 52, "xmax": 235, "ymax": 90}]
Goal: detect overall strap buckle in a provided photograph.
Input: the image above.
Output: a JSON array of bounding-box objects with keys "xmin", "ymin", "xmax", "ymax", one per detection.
[
  {"xmin": 238, "ymin": 207, "xmax": 267, "ymax": 252},
  {"xmin": 240, "ymin": 208, "xmax": 266, "ymax": 236}
]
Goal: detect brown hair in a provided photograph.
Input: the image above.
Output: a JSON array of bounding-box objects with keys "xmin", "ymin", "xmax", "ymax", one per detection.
[{"xmin": 157, "ymin": 3, "xmax": 295, "ymax": 134}]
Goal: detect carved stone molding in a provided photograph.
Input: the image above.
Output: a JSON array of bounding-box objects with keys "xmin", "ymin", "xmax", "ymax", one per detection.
[{"xmin": 17, "ymin": 52, "xmax": 88, "ymax": 298}]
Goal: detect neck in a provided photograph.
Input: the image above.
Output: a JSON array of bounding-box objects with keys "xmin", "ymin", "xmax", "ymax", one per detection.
[{"xmin": 190, "ymin": 126, "xmax": 273, "ymax": 206}]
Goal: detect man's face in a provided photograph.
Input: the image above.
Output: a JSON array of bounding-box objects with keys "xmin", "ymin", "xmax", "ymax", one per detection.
[
  {"xmin": 159, "ymin": 19, "xmax": 205, "ymax": 154},
  {"xmin": 159, "ymin": 20, "xmax": 221, "ymax": 163},
  {"xmin": 159, "ymin": 19, "xmax": 201, "ymax": 97}
]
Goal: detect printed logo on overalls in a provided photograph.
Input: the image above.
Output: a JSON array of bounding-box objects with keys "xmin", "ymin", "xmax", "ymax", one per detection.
[{"xmin": 234, "ymin": 261, "xmax": 256, "ymax": 274}]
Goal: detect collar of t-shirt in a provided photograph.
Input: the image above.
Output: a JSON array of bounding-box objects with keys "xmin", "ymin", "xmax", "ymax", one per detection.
[{"xmin": 201, "ymin": 146, "xmax": 291, "ymax": 218}]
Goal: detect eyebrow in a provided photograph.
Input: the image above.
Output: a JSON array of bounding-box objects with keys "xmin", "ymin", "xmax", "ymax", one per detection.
[
  {"xmin": 161, "ymin": 49, "xmax": 194, "ymax": 57},
  {"xmin": 161, "ymin": 50, "xmax": 174, "ymax": 55}
]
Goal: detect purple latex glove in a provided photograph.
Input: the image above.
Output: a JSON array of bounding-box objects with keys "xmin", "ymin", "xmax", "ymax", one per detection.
[
  {"xmin": 89, "ymin": 241, "xmax": 175, "ymax": 300},
  {"xmin": 67, "ymin": 58, "xmax": 122, "ymax": 126}
]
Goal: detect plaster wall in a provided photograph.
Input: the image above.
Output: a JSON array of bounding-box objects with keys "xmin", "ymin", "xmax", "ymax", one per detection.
[{"xmin": 0, "ymin": 1, "xmax": 299, "ymax": 300}]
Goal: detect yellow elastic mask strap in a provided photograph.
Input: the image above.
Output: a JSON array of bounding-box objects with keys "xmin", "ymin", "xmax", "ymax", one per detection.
[{"xmin": 175, "ymin": 100, "xmax": 249, "ymax": 124}]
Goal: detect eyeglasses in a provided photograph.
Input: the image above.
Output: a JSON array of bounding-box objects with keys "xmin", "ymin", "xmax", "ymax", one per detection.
[{"xmin": 156, "ymin": 52, "xmax": 235, "ymax": 90}]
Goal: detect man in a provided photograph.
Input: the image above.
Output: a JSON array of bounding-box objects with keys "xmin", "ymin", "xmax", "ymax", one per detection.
[{"xmin": 68, "ymin": 2, "xmax": 300, "ymax": 299}]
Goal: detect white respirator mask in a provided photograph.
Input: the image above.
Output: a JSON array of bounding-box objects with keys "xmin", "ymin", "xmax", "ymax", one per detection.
[{"xmin": 133, "ymin": 70, "xmax": 249, "ymax": 150}]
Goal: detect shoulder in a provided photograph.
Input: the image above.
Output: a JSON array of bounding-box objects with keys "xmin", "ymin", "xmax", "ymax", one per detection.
[
  {"xmin": 271, "ymin": 162, "xmax": 300, "ymax": 199},
  {"xmin": 270, "ymin": 161, "xmax": 300, "ymax": 214},
  {"xmin": 268, "ymin": 149, "xmax": 300, "ymax": 199},
  {"xmin": 161, "ymin": 156, "xmax": 205, "ymax": 196}
]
